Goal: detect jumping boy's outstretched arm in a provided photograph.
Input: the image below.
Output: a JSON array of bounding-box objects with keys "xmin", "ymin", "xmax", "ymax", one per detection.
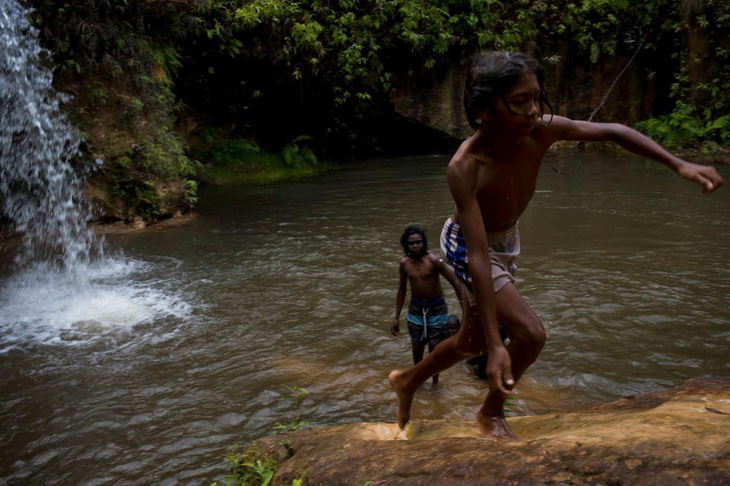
[
  {"xmin": 392, "ymin": 264, "xmax": 407, "ymax": 336},
  {"xmin": 448, "ymin": 156, "xmax": 515, "ymax": 396},
  {"xmin": 544, "ymin": 116, "xmax": 724, "ymax": 194}
]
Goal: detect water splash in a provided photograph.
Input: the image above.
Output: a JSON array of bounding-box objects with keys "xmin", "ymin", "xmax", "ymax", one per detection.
[
  {"xmin": 0, "ymin": 256, "xmax": 193, "ymax": 351},
  {"xmin": 0, "ymin": 0, "xmax": 192, "ymax": 347},
  {"xmin": 0, "ymin": 0, "xmax": 102, "ymax": 273}
]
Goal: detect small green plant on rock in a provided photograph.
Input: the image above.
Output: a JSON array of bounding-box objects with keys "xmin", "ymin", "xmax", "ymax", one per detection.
[
  {"xmin": 504, "ymin": 394, "xmax": 518, "ymax": 417},
  {"xmin": 212, "ymin": 445, "xmax": 277, "ymax": 486},
  {"xmin": 275, "ymin": 385, "xmax": 311, "ymax": 433},
  {"xmin": 282, "ymin": 136, "xmax": 318, "ymax": 168},
  {"xmin": 214, "ymin": 387, "xmax": 311, "ymax": 485}
]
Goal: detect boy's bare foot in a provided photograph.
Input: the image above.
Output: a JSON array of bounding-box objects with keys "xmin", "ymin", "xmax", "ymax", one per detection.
[
  {"xmin": 389, "ymin": 369, "xmax": 414, "ymax": 429},
  {"xmin": 476, "ymin": 410, "xmax": 518, "ymax": 440}
]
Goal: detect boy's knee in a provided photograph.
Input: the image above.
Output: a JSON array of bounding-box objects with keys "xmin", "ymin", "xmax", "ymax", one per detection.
[
  {"xmin": 520, "ymin": 317, "xmax": 546, "ymax": 354},
  {"xmin": 530, "ymin": 321, "xmax": 547, "ymax": 347}
]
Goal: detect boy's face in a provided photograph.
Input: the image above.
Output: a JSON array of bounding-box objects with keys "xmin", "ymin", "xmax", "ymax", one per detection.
[
  {"xmin": 406, "ymin": 233, "xmax": 425, "ymax": 258},
  {"xmin": 481, "ymin": 72, "xmax": 541, "ymax": 133}
]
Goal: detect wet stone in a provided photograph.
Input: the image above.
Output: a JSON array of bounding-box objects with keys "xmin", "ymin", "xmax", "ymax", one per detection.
[{"xmin": 251, "ymin": 377, "xmax": 730, "ymax": 485}]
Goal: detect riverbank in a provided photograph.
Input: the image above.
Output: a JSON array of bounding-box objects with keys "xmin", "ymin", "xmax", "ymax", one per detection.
[
  {"xmin": 199, "ymin": 142, "xmax": 729, "ymax": 189},
  {"xmin": 74, "ymin": 143, "xmax": 730, "ymax": 233},
  {"xmin": 196, "ymin": 154, "xmax": 337, "ymax": 186},
  {"xmin": 2, "ymin": 144, "xmax": 726, "ymax": 237},
  {"xmin": 224, "ymin": 377, "xmax": 730, "ymax": 485}
]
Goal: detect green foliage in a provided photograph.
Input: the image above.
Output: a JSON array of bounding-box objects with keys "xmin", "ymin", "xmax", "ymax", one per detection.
[
  {"xmin": 29, "ymin": 0, "xmax": 202, "ymax": 223},
  {"xmin": 195, "ymin": 136, "xmax": 262, "ymax": 167},
  {"xmin": 193, "ymin": 0, "xmax": 730, "ymax": 152},
  {"xmin": 202, "ymin": 0, "xmax": 677, "ymax": 119},
  {"xmin": 543, "ymin": 0, "xmax": 669, "ymax": 62},
  {"xmin": 504, "ymin": 394, "xmax": 518, "ymax": 417},
  {"xmin": 108, "ymin": 126, "xmax": 201, "ymax": 222},
  {"xmin": 635, "ymin": 102, "xmax": 730, "ymax": 150},
  {"xmin": 213, "ymin": 445, "xmax": 277, "ymax": 486},
  {"xmin": 681, "ymin": 3, "xmax": 730, "ymax": 116},
  {"xmin": 191, "ymin": 131, "xmax": 326, "ymax": 184},
  {"xmin": 240, "ymin": 459, "xmax": 275, "ymax": 486},
  {"xmin": 27, "ymin": 0, "xmax": 730, "ymax": 212},
  {"xmin": 282, "ymin": 385, "xmax": 310, "ymax": 409},
  {"xmin": 275, "ymin": 385, "xmax": 312, "ymax": 434},
  {"xmin": 206, "ymin": 0, "xmax": 537, "ymax": 120},
  {"xmin": 633, "ymin": 0, "xmax": 730, "ymax": 150},
  {"xmin": 214, "ymin": 387, "xmax": 310, "ymax": 485},
  {"xmin": 282, "ymin": 136, "xmax": 318, "ymax": 168},
  {"xmin": 183, "ymin": 179, "xmax": 200, "ymax": 205},
  {"xmin": 212, "ymin": 447, "xmax": 304, "ymax": 486}
]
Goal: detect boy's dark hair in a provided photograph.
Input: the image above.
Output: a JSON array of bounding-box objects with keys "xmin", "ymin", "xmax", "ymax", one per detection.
[
  {"xmin": 400, "ymin": 226, "xmax": 428, "ymax": 255},
  {"xmin": 464, "ymin": 51, "xmax": 553, "ymax": 130}
]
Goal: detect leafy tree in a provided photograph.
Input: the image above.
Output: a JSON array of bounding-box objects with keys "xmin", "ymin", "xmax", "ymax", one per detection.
[{"xmin": 24, "ymin": 0, "xmax": 730, "ymax": 222}]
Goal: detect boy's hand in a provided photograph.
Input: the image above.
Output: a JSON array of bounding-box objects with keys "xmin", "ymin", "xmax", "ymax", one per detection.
[
  {"xmin": 677, "ymin": 162, "xmax": 724, "ymax": 194},
  {"xmin": 391, "ymin": 319, "xmax": 400, "ymax": 336},
  {"xmin": 486, "ymin": 345, "xmax": 515, "ymax": 395}
]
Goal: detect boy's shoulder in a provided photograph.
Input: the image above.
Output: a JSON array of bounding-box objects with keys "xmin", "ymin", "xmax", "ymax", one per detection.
[
  {"xmin": 426, "ymin": 252, "xmax": 441, "ymax": 263},
  {"xmin": 448, "ymin": 138, "xmax": 483, "ymax": 179},
  {"xmin": 424, "ymin": 252, "xmax": 443, "ymax": 269},
  {"xmin": 450, "ymin": 136, "xmax": 483, "ymax": 164}
]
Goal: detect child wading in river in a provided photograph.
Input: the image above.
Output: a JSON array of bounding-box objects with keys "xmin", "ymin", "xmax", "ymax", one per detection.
[
  {"xmin": 391, "ymin": 226, "xmax": 463, "ymax": 385},
  {"xmin": 389, "ymin": 51, "xmax": 724, "ymax": 439}
]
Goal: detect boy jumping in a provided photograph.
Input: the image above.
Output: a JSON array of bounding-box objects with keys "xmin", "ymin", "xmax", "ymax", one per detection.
[
  {"xmin": 389, "ymin": 51, "xmax": 723, "ymax": 439},
  {"xmin": 391, "ymin": 226, "xmax": 463, "ymax": 385}
]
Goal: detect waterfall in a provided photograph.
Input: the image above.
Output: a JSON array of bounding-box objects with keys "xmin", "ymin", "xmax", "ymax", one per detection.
[
  {"xmin": 0, "ymin": 0, "xmax": 192, "ymax": 350},
  {"xmin": 0, "ymin": 0, "xmax": 102, "ymax": 274}
]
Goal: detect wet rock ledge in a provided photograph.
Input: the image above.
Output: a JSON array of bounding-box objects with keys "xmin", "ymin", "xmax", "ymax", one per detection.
[{"xmin": 252, "ymin": 377, "xmax": 730, "ymax": 485}]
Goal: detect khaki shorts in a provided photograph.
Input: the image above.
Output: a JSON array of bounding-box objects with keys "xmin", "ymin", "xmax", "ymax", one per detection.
[{"xmin": 439, "ymin": 218, "xmax": 520, "ymax": 304}]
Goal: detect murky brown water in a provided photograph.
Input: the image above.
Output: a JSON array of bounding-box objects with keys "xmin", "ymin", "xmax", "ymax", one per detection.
[{"xmin": 1, "ymin": 149, "xmax": 728, "ymax": 484}]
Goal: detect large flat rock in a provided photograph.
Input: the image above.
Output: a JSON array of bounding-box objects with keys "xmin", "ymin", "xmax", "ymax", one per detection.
[{"xmin": 252, "ymin": 377, "xmax": 730, "ymax": 485}]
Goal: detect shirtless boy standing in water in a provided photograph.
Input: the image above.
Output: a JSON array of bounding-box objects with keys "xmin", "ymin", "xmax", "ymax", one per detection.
[
  {"xmin": 389, "ymin": 51, "xmax": 723, "ymax": 439},
  {"xmin": 391, "ymin": 226, "xmax": 462, "ymax": 384}
]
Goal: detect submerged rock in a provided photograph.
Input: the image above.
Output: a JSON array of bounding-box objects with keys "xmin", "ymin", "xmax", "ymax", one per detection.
[{"xmin": 253, "ymin": 377, "xmax": 730, "ymax": 485}]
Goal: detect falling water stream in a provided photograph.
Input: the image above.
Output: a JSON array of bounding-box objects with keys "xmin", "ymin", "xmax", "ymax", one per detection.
[
  {"xmin": 1, "ymin": 1, "xmax": 729, "ymax": 484},
  {"xmin": 0, "ymin": 0, "xmax": 190, "ymax": 350},
  {"xmin": 0, "ymin": 0, "xmax": 99, "ymax": 271}
]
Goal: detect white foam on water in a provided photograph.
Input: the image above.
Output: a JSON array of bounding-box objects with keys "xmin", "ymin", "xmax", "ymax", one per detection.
[{"xmin": 0, "ymin": 256, "xmax": 193, "ymax": 350}]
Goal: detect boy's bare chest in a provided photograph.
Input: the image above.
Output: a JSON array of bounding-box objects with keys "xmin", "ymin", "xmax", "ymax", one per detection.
[
  {"xmin": 475, "ymin": 155, "xmax": 542, "ymax": 229},
  {"xmin": 404, "ymin": 259, "xmax": 436, "ymax": 281}
]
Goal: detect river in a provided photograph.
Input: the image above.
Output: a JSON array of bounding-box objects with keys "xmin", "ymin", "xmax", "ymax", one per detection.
[{"xmin": 1, "ymin": 150, "xmax": 728, "ymax": 484}]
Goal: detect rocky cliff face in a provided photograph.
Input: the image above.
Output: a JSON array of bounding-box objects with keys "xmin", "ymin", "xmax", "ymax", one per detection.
[
  {"xmin": 391, "ymin": 46, "xmax": 668, "ymax": 141},
  {"xmin": 249, "ymin": 377, "xmax": 730, "ymax": 485}
]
